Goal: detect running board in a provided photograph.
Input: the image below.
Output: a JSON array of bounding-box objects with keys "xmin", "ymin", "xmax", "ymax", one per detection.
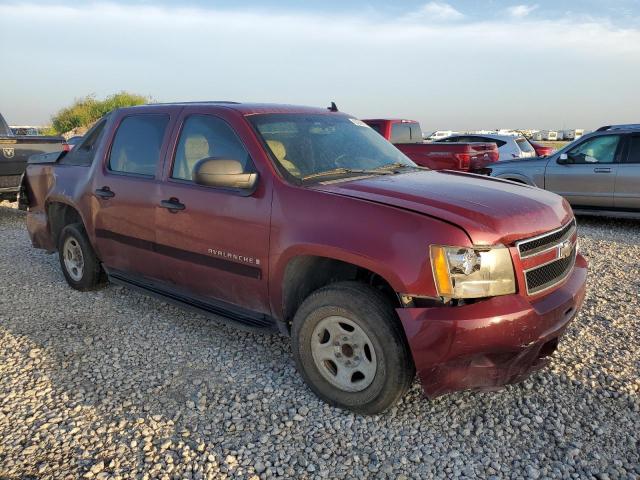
[
  {"xmin": 573, "ymin": 209, "xmax": 640, "ymax": 220},
  {"xmin": 107, "ymin": 270, "xmax": 277, "ymax": 333}
]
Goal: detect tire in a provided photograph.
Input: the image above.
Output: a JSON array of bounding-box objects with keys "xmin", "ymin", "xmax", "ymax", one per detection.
[
  {"xmin": 291, "ymin": 281, "xmax": 415, "ymax": 414},
  {"xmin": 57, "ymin": 223, "xmax": 104, "ymax": 291}
]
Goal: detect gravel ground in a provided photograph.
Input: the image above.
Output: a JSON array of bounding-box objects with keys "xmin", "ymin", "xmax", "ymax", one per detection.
[{"xmin": 0, "ymin": 201, "xmax": 638, "ymax": 479}]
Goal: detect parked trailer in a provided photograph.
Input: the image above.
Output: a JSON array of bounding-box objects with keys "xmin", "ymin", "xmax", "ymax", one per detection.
[{"xmin": 562, "ymin": 129, "xmax": 585, "ymax": 141}]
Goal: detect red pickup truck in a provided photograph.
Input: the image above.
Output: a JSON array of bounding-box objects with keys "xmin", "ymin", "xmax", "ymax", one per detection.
[
  {"xmin": 363, "ymin": 118, "xmax": 499, "ymax": 172},
  {"xmin": 23, "ymin": 102, "xmax": 587, "ymax": 413}
]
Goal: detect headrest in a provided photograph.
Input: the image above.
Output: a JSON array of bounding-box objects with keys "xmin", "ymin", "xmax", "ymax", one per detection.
[
  {"xmin": 185, "ymin": 135, "xmax": 210, "ymax": 161},
  {"xmin": 267, "ymin": 140, "xmax": 286, "ymax": 161}
]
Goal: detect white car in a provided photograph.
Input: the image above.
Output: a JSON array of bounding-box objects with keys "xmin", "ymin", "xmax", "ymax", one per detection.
[
  {"xmin": 427, "ymin": 130, "xmax": 458, "ymax": 141},
  {"xmin": 436, "ymin": 134, "xmax": 537, "ymax": 161}
]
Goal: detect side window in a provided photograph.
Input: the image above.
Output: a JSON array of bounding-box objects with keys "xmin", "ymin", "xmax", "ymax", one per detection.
[
  {"xmin": 625, "ymin": 136, "xmax": 640, "ymax": 164},
  {"xmin": 567, "ymin": 135, "xmax": 620, "ymax": 164},
  {"xmin": 409, "ymin": 124, "xmax": 423, "ymax": 142},
  {"xmin": 391, "ymin": 123, "xmax": 412, "ymax": 144},
  {"xmin": 480, "ymin": 137, "xmax": 507, "ymax": 147},
  {"xmin": 171, "ymin": 115, "xmax": 251, "ymax": 181},
  {"xmin": 60, "ymin": 118, "xmax": 107, "ymax": 166},
  {"xmin": 367, "ymin": 123, "xmax": 383, "ymax": 135},
  {"xmin": 108, "ymin": 114, "xmax": 169, "ymax": 176}
]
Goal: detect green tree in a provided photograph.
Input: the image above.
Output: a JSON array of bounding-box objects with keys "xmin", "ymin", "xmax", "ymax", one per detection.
[{"xmin": 49, "ymin": 92, "xmax": 151, "ymax": 135}]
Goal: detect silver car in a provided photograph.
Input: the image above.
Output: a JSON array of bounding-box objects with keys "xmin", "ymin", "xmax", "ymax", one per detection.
[
  {"xmin": 437, "ymin": 133, "xmax": 537, "ymax": 161},
  {"xmin": 489, "ymin": 124, "xmax": 640, "ymax": 218}
]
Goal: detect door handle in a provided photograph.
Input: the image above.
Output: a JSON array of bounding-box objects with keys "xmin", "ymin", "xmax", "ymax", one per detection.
[
  {"xmin": 593, "ymin": 167, "xmax": 612, "ymax": 173},
  {"xmin": 160, "ymin": 198, "xmax": 185, "ymax": 212},
  {"xmin": 95, "ymin": 187, "xmax": 115, "ymax": 198}
]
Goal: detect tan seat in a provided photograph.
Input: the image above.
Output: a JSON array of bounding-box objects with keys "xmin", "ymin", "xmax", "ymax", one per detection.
[
  {"xmin": 267, "ymin": 140, "xmax": 301, "ymax": 177},
  {"xmin": 176, "ymin": 134, "xmax": 210, "ymax": 180}
]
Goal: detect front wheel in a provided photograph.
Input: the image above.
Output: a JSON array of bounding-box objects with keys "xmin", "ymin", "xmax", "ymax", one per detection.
[
  {"xmin": 57, "ymin": 223, "xmax": 104, "ymax": 291},
  {"xmin": 291, "ymin": 281, "xmax": 415, "ymax": 414}
]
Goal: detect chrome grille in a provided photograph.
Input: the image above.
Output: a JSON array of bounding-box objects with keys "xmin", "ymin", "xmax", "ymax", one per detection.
[
  {"xmin": 0, "ymin": 175, "xmax": 21, "ymax": 188},
  {"xmin": 517, "ymin": 218, "xmax": 578, "ymax": 295},
  {"xmin": 525, "ymin": 247, "xmax": 576, "ymax": 294},
  {"xmin": 517, "ymin": 219, "xmax": 576, "ymax": 258}
]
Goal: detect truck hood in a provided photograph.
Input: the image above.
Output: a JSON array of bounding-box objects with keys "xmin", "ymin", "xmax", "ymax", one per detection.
[{"xmin": 312, "ymin": 170, "xmax": 573, "ymax": 246}]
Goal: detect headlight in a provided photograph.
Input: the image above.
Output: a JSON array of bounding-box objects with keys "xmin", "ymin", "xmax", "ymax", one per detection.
[{"xmin": 430, "ymin": 245, "xmax": 516, "ymax": 299}]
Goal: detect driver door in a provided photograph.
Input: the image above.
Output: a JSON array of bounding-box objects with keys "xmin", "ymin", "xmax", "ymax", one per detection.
[
  {"xmin": 155, "ymin": 109, "xmax": 272, "ymax": 316},
  {"xmin": 545, "ymin": 134, "xmax": 622, "ymax": 208}
]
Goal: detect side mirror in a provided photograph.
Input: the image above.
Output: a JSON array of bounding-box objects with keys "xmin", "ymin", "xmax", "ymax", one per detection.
[
  {"xmin": 193, "ymin": 157, "xmax": 258, "ymax": 191},
  {"xmin": 557, "ymin": 153, "xmax": 569, "ymax": 165}
]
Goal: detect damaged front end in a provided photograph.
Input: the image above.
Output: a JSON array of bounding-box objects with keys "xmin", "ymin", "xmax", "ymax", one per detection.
[{"xmin": 396, "ymin": 254, "xmax": 587, "ymax": 398}]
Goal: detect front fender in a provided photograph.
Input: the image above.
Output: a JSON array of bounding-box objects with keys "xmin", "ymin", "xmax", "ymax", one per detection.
[
  {"xmin": 492, "ymin": 172, "xmax": 536, "ymax": 186},
  {"xmin": 268, "ymin": 183, "xmax": 472, "ymax": 319}
]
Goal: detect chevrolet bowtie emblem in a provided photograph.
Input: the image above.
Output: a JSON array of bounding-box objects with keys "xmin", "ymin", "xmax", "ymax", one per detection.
[{"xmin": 557, "ymin": 240, "xmax": 572, "ymax": 260}]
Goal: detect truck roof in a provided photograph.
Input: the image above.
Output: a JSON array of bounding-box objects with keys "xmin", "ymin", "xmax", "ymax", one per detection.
[
  {"xmin": 122, "ymin": 102, "xmax": 345, "ymax": 117},
  {"xmin": 363, "ymin": 119, "xmax": 420, "ymax": 124}
]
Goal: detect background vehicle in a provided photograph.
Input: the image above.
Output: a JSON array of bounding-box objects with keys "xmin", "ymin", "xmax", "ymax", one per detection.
[
  {"xmin": 363, "ymin": 119, "xmax": 499, "ymax": 172},
  {"xmin": 10, "ymin": 126, "xmax": 40, "ymax": 136},
  {"xmin": 529, "ymin": 141, "xmax": 556, "ymax": 157},
  {"xmin": 23, "ymin": 102, "xmax": 587, "ymax": 414},
  {"xmin": 66, "ymin": 135, "xmax": 84, "ymax": 149},
  {"xmin": 426, "ymin": 130, "xmax": 458, "ymax": 141},
  {"xmin": 0, "ymin": 112, "xmax": 65, "ymax": 202},
  {"xmin": 541, "ymin": 130, "xmax": 559, "ymax": 141},
  {"xmin": 562, "ymin": 129, "xmax": 585, "ymax": 141},
  {"xmin": 437, "ymin": 133, "xmax": 537, "ymax": 161},
  {"xmin": 489, "ymin": 124, "xmax": 640, "ymax": 218}
]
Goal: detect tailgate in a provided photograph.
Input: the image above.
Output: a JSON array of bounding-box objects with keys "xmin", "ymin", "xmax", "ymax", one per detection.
[{"xmin": 466, "ymin": 142, "xmax": 499, "ymax": 169}]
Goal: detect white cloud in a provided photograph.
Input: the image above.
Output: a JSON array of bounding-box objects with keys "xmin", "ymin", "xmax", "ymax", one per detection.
[
  {"xmin": 0, "ymin": 2, "xmax": 638, "ymax": 129},
  {"xmin": 405, "ymin": 2, "xmax": 464, "ymax": 22},
  {"xmin": 507, "ymin": 4, "xmax": 539, "ymax": 18}
]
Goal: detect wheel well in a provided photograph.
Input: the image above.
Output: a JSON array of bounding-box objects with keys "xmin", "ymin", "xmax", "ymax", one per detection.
[
  {"xmin": 504, "ymin": 177, "xmax": 527, "ymax": 184},
  {"xmin": 48, "ymin": 202, "xmax": 83, "ymax": 245},
  {"xmin": 281, "ymin": 256, "xmax": 399, "ymax": 326}
]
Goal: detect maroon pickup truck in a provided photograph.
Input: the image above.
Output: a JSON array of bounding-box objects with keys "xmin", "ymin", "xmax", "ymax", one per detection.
[
  {"xmin": 363, "ymin": 118, "xmax": 499, "ymax": 172},
  {"xmin": 23, "ymin": 102, "xmax": 587, "ymax": 413}
]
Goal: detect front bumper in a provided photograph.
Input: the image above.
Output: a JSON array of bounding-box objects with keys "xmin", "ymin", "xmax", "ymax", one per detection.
[{"xmin": 397, "ymin": 253, "xmax": 587, "ymax": 398}]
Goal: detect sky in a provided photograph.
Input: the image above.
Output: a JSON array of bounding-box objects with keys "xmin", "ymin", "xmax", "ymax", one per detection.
[{"xmin": 1, "ymin": 0, "xmax": 639, "ymax": 131}]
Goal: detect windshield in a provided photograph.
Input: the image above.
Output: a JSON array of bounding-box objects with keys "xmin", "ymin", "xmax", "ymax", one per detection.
[{"xmin": 249, "ymin": 114, "xmax": 417, "ymax": 182}]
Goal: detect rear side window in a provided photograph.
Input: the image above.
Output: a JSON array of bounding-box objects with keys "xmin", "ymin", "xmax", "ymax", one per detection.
[
  {"xmin": 516, "ymin": 138, "xmax": 534, "ymax": 153},
  {"xmin": 626, "ymin": 136, "xmax": 640, "ymax": 163},
  {"xmin": 477, "ymin": 137, "xmax": 506, "ymax": 147},
  {"xmin": 410, "ymin": 124, "xmax": 422, "ymax": 142},
  {"xmin": 60, "ymin": 119, "xmax": 108, "ymax": 166},
  {"xmin": 108, "ymin": 115, "xmax": 169, "ymax": 176},
  {"xmin": 367, "ymin": 122, "xmax": 383, "ymax": 135},
  {"xmin": 391, "ymin": 123, "xmax": 412, "ymax": 144},
  {"xmin": 171, "ymin": 115, "xmax": 251, "ymax": 181}
]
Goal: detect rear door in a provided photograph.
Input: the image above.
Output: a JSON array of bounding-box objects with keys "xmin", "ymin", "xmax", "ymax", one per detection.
[
  {"xmin": 155, "ymin": 108, "xmax": 272, "ymax": 316},
  {"xmin": 614, "ymin": 134, "xmax": 640, "ymax": 209},
  {"xmin": 544, "ymin": 134, "xmax": 622, "ymax": 208},
  {"xmin": 91, "ymin": 110, "xmax": 175, "ymax": 280}
]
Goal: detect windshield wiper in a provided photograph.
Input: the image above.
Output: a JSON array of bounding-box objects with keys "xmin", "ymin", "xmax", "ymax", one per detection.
[
  {"xmin": 301, "ymin": 167, "xmax": 390, "ymax": 181},
  {"xmin": 373, "ymin": 162, "xmax": 424, "ymax": 172}
]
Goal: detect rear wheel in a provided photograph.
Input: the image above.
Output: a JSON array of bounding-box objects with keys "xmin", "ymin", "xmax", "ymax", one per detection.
[
  {"xmin": 58, "ymin": 223, "xmax": 104, "ymax": 291},
  {"xmin": 291, "ymin": 281, "xmax": 415, "ymax": 414}
]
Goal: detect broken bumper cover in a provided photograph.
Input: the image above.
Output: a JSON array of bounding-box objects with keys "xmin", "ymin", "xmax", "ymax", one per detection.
[{"xmin": 397, "ymin": 253, "xmax": 587, "ymax": 398}]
